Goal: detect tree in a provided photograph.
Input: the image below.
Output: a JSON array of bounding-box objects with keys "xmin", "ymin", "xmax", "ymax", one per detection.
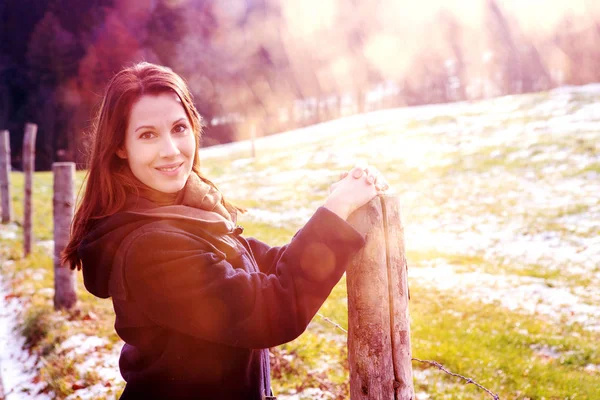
[
  {"xmin": 25, "ymin": 12, "xmax": 82, "ymax": 168},
  {"xmin": 485, "ymin": 0, "xmax": 522, "ymax": 94}
]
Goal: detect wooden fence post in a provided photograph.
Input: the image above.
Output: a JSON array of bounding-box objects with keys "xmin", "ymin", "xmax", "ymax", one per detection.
[
  {"xmin": 23, "ymin": 123, "xmax": 37, "ymax": 257},
  {"xmin": 52, "ymin": 162, "xmax": 77, "ymax": 310},
  {"xmin": 288, "ymin": 103, "xmax": 296, "ymax": 129},
  {"xmin": 0, "ymin": 130, "xmax": 12, "ymax": 223},
  {"xmin": 250, "ymin": 123, "xmax": 256, "ymax": 159},
  {"xmin": 347, "ymin": 195, "xmax": 414, "ymax": 399},
  {"xmin": 356, "ymin": 89, "xmax": 366, "ymax": 114}
]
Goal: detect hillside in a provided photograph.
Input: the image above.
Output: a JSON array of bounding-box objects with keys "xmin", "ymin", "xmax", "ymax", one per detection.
[{"xmin": 0, "ymin": 85, "xmax": 599, "ymax": 399}]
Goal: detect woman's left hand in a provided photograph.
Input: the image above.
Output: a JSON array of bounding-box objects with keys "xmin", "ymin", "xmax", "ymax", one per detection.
[
  {"xmin": 335, "ymin": 164, "xmax": 389, "ymax": 193},
  {"xmin": 324, "ymin": 163, "xmax": 390, "ymax": 220}
]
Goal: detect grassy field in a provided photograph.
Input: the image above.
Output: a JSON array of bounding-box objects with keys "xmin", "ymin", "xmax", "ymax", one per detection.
[{"xmin": 0, "ymin": 85, "xmax": 599, "ymax": 399}]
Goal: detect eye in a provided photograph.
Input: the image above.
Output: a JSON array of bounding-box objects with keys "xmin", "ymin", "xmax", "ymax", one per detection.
[
  {"xmin": 139, "ymin": 131, "xmax": 156, "ymax": 139},
  {"xmin": 173, "ymin": 123, "xmax": 188, "ymax": 134}
]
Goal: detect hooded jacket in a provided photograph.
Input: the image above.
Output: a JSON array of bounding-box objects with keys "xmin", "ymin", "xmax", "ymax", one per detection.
[{"xmin": 78, "ymin": 193, "xmax": 366, "ymax": 400}]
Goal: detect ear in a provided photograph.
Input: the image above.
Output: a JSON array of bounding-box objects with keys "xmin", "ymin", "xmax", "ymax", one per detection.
[{"xmin": 116, "ymin": 147, "xmax": 128, "ymax": 159}]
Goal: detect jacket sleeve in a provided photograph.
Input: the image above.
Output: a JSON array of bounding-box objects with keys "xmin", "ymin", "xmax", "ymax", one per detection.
[
  {"xmin": 245, "ymin": 209, "xmax": 357, "ymax": 275},
  {"xmin": 123, "ymin": 206, "xmax": 365, "ymax": 349}
]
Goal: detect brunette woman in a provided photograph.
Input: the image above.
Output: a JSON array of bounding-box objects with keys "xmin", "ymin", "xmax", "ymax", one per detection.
[{"xmin": 63, "ymin": 62, "xmax": 388, "ymax": 400}]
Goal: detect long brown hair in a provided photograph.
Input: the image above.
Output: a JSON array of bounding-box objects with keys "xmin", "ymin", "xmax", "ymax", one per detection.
[{"xmin": 63, "ymin": 62, "xmax": 244, "ymax": 270}]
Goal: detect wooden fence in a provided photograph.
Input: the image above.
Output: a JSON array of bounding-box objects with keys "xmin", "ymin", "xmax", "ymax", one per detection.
[{"xmin": 0, "ymin": 124, "xmax": 77, "ymax": 310}]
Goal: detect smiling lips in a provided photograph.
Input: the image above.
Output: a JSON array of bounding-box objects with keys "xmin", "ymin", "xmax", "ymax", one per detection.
[{"xmin": 155, "ymin": 162, "xmax": 183, "ymax": 175}]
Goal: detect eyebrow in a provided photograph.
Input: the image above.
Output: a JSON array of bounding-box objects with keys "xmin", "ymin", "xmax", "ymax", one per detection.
[{"xmin": 134, "ymin": 118, "xmax": 188, "ymax": 133}]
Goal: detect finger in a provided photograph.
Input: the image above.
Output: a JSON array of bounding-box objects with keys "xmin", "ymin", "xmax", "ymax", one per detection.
[
  {"xmin": 364, "ymin": 167, "xmax": 376, "ymax": 184},
  {"xmin": 352, "ymin": 167, "xmax": 364, "ymax": 179},
  {"xmin": 339, "ymin": 171, "xmax": 349, "ymax": 180},
  {"xmin": 363, "ymin": 166, "xmax": 378, "ymax": 184},
  {"xmin": 376, "ymin": 182, "xmax": 389, "ymax": 192},
  {"xmin": 374, "ymin": 175, "xmax": 387, "ymax": 189}
]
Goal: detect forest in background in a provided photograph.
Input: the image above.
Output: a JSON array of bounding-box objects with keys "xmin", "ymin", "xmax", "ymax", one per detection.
[{"xmin": 1, "ymin": 0, "xmax": 600, "ymax": 170}]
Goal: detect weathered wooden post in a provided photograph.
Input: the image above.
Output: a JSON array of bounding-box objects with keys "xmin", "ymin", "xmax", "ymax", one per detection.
[
  {"xmin": 250, "ymin": 123, "xmax": 256, "ymax": 159},
  {"xmin": 288, "ymin": 102, "xmax": 296, "ymax": 129},
  {"xmin": 356, "ymin": 89, "xmax": 366, "ymax": 114},
  {"xmin": 23, "ymin": 123, "xmax": 37, "ymax": 257},
  {"xmin": 0, "ymin": 130, "xmax": 12, "ymax": 223},
  {"xmin": 53, "ymin": 162, "xmax": 77, "ymax": 310},
  {"xmin": 347, "ymin": 195, "xmax": 414, "ymax": 399}
]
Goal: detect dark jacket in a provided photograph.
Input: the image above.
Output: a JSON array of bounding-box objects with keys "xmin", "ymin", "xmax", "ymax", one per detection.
[{"xmin": 78, "ymin": 198, "xmax": 365, "ymax": 400}]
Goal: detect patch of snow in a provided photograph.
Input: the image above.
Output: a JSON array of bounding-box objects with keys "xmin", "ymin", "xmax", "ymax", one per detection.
[
  {"xmin": 63, "ymin": 342, "xmax": 123, "ymax": 400},
  {"xmin": 0, "ymin": 224, "xmax": 18, "ymax": 240},
  {"xmin": 245, "ymin": 208, "xmax": 314, "ymax": 228},
  {"xmin": 551, "ymin": 83, "xmax": 600, "ymax": 94},
  {"xmin": 0, "ymin": 277, "xmax": 54, "ymax": 400},
  {"xmin": 584, "ymin": 364, "xmax": 600, "ymax": 373},
  {"xmin": 36, "ymin": 241, "xmax": 53, "ymax": 255},
  {"xmin": 277, "ymin": 387, "xmax": 336, "ymax": 400},
  {"xmin": 410, "ymin": 265, "xmax": 600, "ymax": 330},
  {"xmin": 64, "ymin": 383, "xmax": 114, "ymax": 400},
  {"xmin": 531, "ymin": 344, "xmax": 561, "ymax": 360},
  {"xmin": 59, "ymin": 334, "xmax": 109, "ymax": 356},
  {"xmin": 57, "ymin": 332, "xmax": 123, "ymax": 399}
]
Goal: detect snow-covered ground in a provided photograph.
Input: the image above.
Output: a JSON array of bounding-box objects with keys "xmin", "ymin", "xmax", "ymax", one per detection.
[
  {"xmin": 0, "ymin": 226, "xmax": 123, "ymax": 400},
  {"xmin": 0, "ymin": 272, "xmax": 53, "ymax": 400},
  {"xmin": 202, "ymin": 84, "xmax": 600, "ymax": 331}
]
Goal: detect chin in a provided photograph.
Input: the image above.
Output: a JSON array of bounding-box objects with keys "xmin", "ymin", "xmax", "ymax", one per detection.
[
  {"xmin": 149, "ymin": 176, "xmax": 186, "ymax": 194},
  {"xmin": 161, "ymin": 181, "xmax": 187, "ymax": 193}
]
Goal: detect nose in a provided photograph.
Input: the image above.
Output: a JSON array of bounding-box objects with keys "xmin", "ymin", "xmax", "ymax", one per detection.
[{"xmin": 159, "ymin": 134, "xmax": 181, "ymax": 158}]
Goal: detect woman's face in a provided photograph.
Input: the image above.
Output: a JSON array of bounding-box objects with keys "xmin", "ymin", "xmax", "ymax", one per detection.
[{"xmin": 118, "ymin": 92, "xmax": 196, "ymax": 193}]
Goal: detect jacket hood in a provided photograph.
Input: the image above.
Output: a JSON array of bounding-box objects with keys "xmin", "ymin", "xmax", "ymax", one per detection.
[{"xmin": 78, "ymin": 198, "xmax": 239, "ymax": 299}]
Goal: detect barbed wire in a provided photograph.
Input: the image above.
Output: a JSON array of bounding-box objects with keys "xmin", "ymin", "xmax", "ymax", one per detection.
[
  {"xmin": 316, "ymin": 312, "xmax": 348, "ymax": 334},
  {"xmin": 315, "ymin": 312, "xmax": 501, "ymax": 400},
  {"xmin": 411, "ymin": 358, "xmax": 500, "ymax": 400}
]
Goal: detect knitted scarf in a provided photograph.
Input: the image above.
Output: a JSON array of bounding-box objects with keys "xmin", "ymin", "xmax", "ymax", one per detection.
[{"xmin": 127, "ymin": 170, "xmax": 236, "ymax": 223}]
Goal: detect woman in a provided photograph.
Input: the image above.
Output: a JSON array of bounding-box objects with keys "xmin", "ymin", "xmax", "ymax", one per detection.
[{"xmin": 63, "ymin": 62, "xmax": 388, "ymax": 400}]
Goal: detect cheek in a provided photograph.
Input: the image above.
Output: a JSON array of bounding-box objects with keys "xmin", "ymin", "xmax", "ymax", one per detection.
[
  {"xmin": 182, "ymin": 135, "xmax": 197, "ymax": 156},
  {"xmin": 126, "ymin": 149, "xmax": 153, "ymax": 170}
]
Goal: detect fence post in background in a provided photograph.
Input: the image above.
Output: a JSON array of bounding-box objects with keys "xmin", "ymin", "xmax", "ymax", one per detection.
[
  {"xmin": 347, "ymin": 195, "xmax": 414, "ymax": 399},
  {"xmin": 250, "ymin": 123, "xmax": 256, "ymax": 159},
  {"xmin": 288, "ymin": 103, "xmax": 295, "ymax": 129},
  {"xmin": 53, "ymin": 162, "xmax": 77, "ymax": 310},
  {"xmin": 356, "ymin": 90, "xmax": 366, "ymax": 114},
  {"xmin": 333, "ymin": 95, "xmax": 341, "ymax": 119},
  {"xmin": 0, "ymin": 130, "xmax": 12, "ymax": 223},
  {"xmin": 23, "ymin": 123, "xmax": 37, "ymax": 257}
]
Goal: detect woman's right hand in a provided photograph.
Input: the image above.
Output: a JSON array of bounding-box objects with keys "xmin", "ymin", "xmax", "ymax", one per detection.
[{"xmin": 324, "ymin": 164, "xmax": 389, "ymax": 220}]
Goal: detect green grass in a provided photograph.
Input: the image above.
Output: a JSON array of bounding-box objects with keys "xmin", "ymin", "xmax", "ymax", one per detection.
[
  {"xmin": 409, "ymin": 286, "xmax": 600, "ymax": 398},
  {"xmin": 278, "ymin": 274, "xmax": 600, "ymax": 399}
]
